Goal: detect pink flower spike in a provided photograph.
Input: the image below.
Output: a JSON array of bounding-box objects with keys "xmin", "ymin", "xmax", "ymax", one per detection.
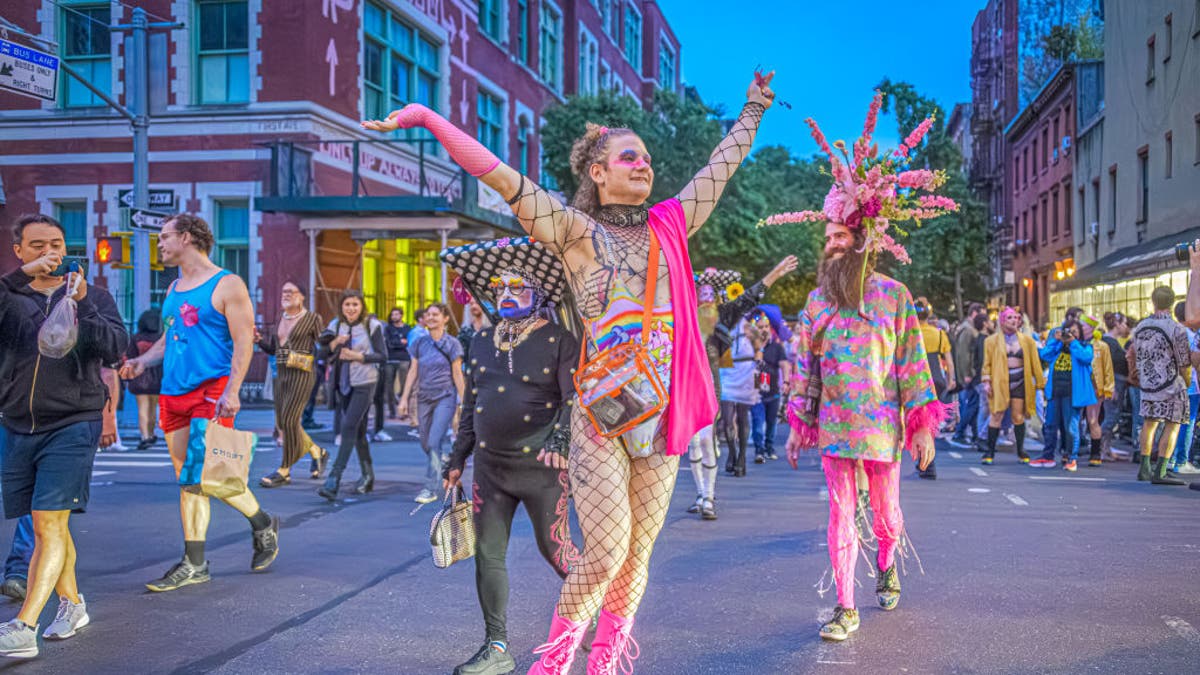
[
  {"xmin": 902, "ymin": 116, "xmax": 936, "ymax": 152},
  {"xmin": 862, "ymin": 90, "xmax": 883, "ymax": 142},
  {"xmin": 806, "ymin": 118, "xmax": 835, "ymax": 159},
  {"xmin": 764, "ymin": 210, "xmax": 827, "ymax": 226}
]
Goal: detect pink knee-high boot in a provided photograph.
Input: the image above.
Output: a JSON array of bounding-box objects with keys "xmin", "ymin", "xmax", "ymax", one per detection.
[
  {"xmin": 587, "ymin": 609, "xmax": 640, "ymax": 675},
  {"xmin": 527, "ymin": 611, "xmax": 589, "ymax": 675}
]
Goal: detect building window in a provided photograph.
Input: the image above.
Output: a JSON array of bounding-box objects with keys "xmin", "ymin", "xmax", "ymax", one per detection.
[
  {"xmin": 1041, "ymin": 197, "xmax": 1048, "ymax": 245},
  {"xmin": 213, "ymin": 200, "xmax": 250, "ymax": 285},
  {"xmin": 1108, "ymin": 166, "xmax": 1117, "ymax": 235},
  {"xmin": 1042, "ymin": 128, "xmax": 1049, "ymax": 169},
  {"xmin": 658, "ymin": 41, "xmax": 676, "ymax": 90},
  {"xmin": 60, "ymin": 4, "xmax": 111, "ymax": 108},
  {"xmin": 539, "ymin": 136, "xmax": 558, "ymax": 190},
  {"xmin": 1164, "ymin": 14, "xmax": 1173, "ymax": 61},
  {"xmin": 579, "ymin": 30, "xmax": 598, "ymax": 95},
  {"xmin": 538, "ymin": 2, "xmax": 562, "ymax": 91},
  {"xmin": 516, "ymin": 0, "xmax": 530, "ymax": 66},
  {"xmin": 195, "ymin": 0, "xmax": 249, "ymax": 105},
  {"xmin": 1077, "ymin": 186, "xmax": 1086, "ymax": 244},
  {"xmin": 1052, "ymin": 117, "xmax": 1060, "ymax": 163},
  {"xmin": 1092, "ymin": 178, "xmax": 1101, "ymax": 237},
  {"xmin": 623, "ymin": 2, "xmax": 642, "ymax": 68},
  {"xmin": 476, "ymin": 90, "xmax": 503, "ymax": 158},
  {"xmin": 516, "ymin": 116, "xmax": 531, "ymax": 175},
  {"xmin": 1023, "ymin": 147, "xmax": 1029, "ymax": 185},
  {"xmin": 1014, "ymin": 158, "xmax": 1021, "ymax": 194},
  {"xmin": 1194, "ymin": 0, "xmax": 1200, "ymax": 37},
  {"xmin": 478, "ymin": 0, "xmax": 502, "ymax": 42},
  {"xmin": 1052, "ymin": 188, "xmax": 1059, "ymax": 238},
  {"xmin": 363, "ymin": 3, "xmax": 442, "ymax": 142},
  {"xmin": 599, "ymin": 59, "xmax": 611, "ymax": 90},
  {"xmin": 600, "ymin": 0, "xmax": 618, "ymax": 40},
  {"xmin": 1032, "ymin": 204, "xmax": 1039, "ymax": 248},
  {"xmin": 1165, "ymin": 131, "xmax": 1173, "ymax": 178},
  {"xmin": 1195, "ymin": 114, "xmax": 1200, "ymax": 164},
  {"xmin": 1147, "ymin": 35, "xmax": 1156, "ymax": 83},
  {"xmin": 1062, "ymin": 181, "xmax": 1071, "ymax": 237},
  {"xmin": 1136, "ymin": 147, "xmax": 1149, "ymax": 225},
  {"xmin": 54, "ymin": 202, "xmax": 89, "ymax": 258}
]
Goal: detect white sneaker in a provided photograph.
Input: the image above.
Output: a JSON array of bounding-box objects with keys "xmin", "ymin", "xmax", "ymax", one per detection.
[
  {"xmin": 334, "ymin": 434, "xmax": 342, "ymax": 446},
  {"xmin": 43, "ymin": 595, "xmax": 89, "ymax": 640},
  {"xmin": 1173, "ymin": 463, "xmax": 1200, "ymax": 474},
  {"xmin": 414, "ymin": 489, "xmax": 437, "ymax": 504},
  {"xmin": 372, "ymin": 430, "xmax": 393, "ymax": 442},
  {"xmin": 0, "ymin": 619, "xmax": 37, "ymax": 658}
]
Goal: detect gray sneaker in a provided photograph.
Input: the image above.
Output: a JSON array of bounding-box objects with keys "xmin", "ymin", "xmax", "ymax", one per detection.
[
  {"xmin": 0, "ymin": 619, "xmax": 38, "ymax": 658},
  {"xmin": 146, "ymin": 558, "xmax": 211, "ymax": 592},
  {"xmin": 414, "ymin": 489, "xmax": 438, "ymax": 504},
  {"xmin": 43, "ymin": 595, "xmax": 89, "ymax": 640}
]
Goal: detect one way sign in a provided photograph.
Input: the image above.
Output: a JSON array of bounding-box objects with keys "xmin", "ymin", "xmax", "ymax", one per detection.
[
  {"xmin": 118, "ymin": 189, "xmax": 175, "ymax": 209},
  {"xmin": 130, "ymin": 208, "xmax": 166, "ymax": 230}
]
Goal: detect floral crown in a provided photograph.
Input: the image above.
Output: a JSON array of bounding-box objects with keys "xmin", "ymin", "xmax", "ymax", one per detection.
[{"xmin": 761, "ymin": 90, "xmax": 959, "ymax": 263}]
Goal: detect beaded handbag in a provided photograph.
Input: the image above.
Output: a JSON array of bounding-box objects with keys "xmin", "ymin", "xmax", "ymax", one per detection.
[{"xmin": 429, "ymin": 488, "xmax": 475, "ymax": 569}]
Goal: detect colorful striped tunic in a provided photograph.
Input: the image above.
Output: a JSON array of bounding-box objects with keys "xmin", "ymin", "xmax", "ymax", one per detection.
[{"xmin": 792, "ymin": 273, "xmax": 936, "ymax": 462}]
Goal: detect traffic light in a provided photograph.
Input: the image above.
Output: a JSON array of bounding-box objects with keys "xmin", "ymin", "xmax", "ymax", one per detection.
[
  {"xmin": 148, "ymin": 233, "xmax": 163, "ymax": 271},
  {"xmin": 95, "ymin": 232, "xmax": 132, "ymax": 269}
]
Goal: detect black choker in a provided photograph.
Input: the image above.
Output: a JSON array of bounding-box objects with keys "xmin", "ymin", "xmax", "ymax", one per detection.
[{"xmin": 594, "ymin": 203, "xmax": 649, "ymax": 228}]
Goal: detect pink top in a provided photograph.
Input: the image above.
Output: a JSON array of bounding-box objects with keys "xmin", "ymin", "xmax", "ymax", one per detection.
[{"xmin": 648, "ymin": 199, "xmax": 717, "ymax": 456}]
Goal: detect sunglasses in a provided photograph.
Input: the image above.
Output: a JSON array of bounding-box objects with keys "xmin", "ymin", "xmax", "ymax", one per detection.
[{"xmin": 489, "ymin": 277, "xmax": 529, "ymax": 295}]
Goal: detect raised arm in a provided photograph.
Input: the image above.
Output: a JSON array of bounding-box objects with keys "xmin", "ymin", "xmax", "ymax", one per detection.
[
  {"xmin": 676, "ymin": 71, "xmax": 775, "ymax": 235},
  {"xmin": 362, "ymin": 104, "xmax": 594, "ymax": 258}
]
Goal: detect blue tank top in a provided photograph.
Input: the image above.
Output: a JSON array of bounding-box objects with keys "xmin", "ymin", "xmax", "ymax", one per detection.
[{"xmin": 161, "ymin": 270, "xmax": 233, "ymax": 395}]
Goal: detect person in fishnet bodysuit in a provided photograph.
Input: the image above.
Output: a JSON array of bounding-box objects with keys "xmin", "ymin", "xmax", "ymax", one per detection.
[{"xmin": 364, "ymin": 71, "xmax": 775, "ymax": 674}]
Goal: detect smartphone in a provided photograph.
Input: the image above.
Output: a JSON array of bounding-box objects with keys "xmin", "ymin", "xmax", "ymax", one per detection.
[{"xmin": 49, "ymin": 256, "xmax": 88, "ymax": 277}]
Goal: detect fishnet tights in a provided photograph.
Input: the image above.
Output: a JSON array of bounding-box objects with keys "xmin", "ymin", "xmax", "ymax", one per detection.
[{"xmin": 558, "ymin": 406, "xmax": 679, "ymax": 621}]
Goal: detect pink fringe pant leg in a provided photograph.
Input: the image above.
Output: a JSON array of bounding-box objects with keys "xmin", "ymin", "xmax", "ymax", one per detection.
[
  {"xmin": 822, "ymin": 456, "xmax": 904, "ymax": 609},
  {"xmin": 862, "ymin": 459, "xmax": 904, "ymax": 571}
]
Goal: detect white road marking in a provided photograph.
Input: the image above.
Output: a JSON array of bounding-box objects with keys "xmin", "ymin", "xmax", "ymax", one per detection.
[
  {"xmin": 91, "ymin": 471, "xmax": 116, "ymax": 476},
  {"xmin": 93, "ymin": 460, "xmax": 173, "ymax": 468},
  {"xmin": 969, "ymin": 467, "xmax": 988, "ymax": 477},
  {"xmin": 1029, "ymin": 476, "xmax": 1106, "ymax": 482},
  {"xmin": 948, "ymin": 451, "xmax": 963, "ymax": 459},
  {"xmin": 1005, "ymin": 494, "xmax": 1029, "ymax": 506},
  {"xmin": 1163, "ymin": 616, "xmax": 1200, "ymax": 644},
  {"xmin": 967, "ymin": 488, "xmax": 990, "ymax": 493},
  {"xmin": 97, "ymin": 452, "xmax": 172, "ymax": 459}
]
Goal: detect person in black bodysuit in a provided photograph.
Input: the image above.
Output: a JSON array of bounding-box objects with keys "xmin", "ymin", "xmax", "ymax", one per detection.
[{"xmin": 439, "ymin": 241, "xmax": 580, "ymax": 675}]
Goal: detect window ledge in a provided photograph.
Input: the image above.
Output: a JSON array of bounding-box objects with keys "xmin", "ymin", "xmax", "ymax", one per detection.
[{"xmin": 480, "ymin": 32, "xmax": 508, "ymax": 53}]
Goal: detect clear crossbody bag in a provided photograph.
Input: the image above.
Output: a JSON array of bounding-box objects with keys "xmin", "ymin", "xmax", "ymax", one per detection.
[{"xmin": 573, "ymin": 230, "xmax": 669, "ymax": 442}]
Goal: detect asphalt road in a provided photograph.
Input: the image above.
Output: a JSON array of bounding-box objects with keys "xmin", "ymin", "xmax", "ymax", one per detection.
[{"xmin": 0, "ymin": 410, "xmax": 1197, "ymax": 674}]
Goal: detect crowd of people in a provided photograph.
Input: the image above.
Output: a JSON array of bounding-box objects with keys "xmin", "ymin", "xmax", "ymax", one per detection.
[{"xmin": 0, "ymin": 70, "xmax": 1196, "ymax": 674}]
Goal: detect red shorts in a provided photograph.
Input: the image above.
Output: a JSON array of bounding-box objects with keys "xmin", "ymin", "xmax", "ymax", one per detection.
[{"xmin": 159, "ymin": 377, "xmax": 236, "ymax": 434}]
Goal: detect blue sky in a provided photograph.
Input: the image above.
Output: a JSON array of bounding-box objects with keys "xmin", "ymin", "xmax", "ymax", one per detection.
[{"xmin": 657, "ymin": 0, "xmax": 981, "ymax": 158}]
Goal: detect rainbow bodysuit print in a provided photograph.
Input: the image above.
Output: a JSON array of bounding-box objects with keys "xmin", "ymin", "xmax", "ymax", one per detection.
[{"xmin": 586, "ymin": 278, "xmax": 674, "ymax": 456}]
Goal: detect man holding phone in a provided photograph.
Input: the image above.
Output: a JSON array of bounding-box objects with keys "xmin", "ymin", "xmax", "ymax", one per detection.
[
  {"xmin": 0, "ymin": 214, "xmax": 127, "ymax": 659},
  {"xmin": 120, "ymin": 214, "xmax": 279, "ymax": 592}
]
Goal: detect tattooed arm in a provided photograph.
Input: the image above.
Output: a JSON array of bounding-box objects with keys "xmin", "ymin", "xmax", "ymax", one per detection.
[
  {"xmin": 362, "ymin": 106, "xmax": 594, "ymax": 260},
  {"xmin": 676, "ymin": 71, "xmax": 775, "ymax": 235}
]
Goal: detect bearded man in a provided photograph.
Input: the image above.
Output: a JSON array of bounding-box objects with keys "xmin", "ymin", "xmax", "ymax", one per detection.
[{"xmin": 768, "ymin": 90, "xmax": 954, "ymax": 642}]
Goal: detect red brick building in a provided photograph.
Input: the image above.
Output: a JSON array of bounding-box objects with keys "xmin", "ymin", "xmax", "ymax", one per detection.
[
  {"xmin": 0, "ymin": 0, "xmax": 683, "ymax": 339},
  {"xmin": 1005, "ymin": 64, "xmax": 1076, "ymax": 329},
  {"xmin": 969, "ymin": 0, "xmax": 1019, "ymax": 306}
]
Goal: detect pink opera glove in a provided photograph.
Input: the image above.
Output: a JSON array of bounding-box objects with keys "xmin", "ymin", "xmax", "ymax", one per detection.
[
  {"xmin": 786, "ymin": 397, "xmax": 819, "ymax": 449},
  {"xmin": 385, "ymin": 104, "xmax": 501, "ymax": 177},
  {"xmin": 903, "ymin": 399, "xmax": 948, "ymax": 453}
]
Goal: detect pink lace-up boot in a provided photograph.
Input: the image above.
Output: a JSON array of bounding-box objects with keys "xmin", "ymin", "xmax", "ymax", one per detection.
[
  {"xmin": 527, "ymin": 611, "xmax": 589, "ymax": 675},
  {"xmin": 587, "ymin": 609, "xmax": 640, "ymax": 674}
]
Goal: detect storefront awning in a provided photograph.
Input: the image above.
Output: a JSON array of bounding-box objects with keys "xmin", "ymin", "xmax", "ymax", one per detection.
[{"xmin": 1054, "ymin": 225, "xmax": 1200, "ymax": 291}]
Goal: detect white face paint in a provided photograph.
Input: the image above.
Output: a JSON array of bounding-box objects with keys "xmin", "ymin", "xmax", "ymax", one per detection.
[{"xmin": 492, "ymin": 270, "xmax": 538, "ymax": 320}]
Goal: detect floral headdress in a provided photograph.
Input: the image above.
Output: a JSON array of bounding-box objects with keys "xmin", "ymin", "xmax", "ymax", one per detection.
[{"xmin": 760, "ymin": 90, "xmax": 959, "ymax": 264}]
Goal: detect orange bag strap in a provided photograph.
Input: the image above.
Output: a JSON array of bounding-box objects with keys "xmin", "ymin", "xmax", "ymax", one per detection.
[{"xmin": 577, "ymin": 229, "xmax": 662, "ymax": 370}]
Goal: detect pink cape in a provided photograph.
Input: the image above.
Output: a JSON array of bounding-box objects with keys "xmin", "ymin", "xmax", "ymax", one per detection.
[{"xmin": 649, "ymin": 199, "xmax": 718, "ymax": 456}]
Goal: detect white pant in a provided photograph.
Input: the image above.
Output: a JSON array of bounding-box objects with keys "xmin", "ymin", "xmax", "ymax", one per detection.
[{"xmin": 689, "ymin": 424, "xmax": 719, "ymax": 499}]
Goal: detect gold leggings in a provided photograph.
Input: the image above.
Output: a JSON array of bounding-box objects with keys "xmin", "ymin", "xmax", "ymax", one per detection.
[
  {"xmin": 1140, "ymin": 418, "xmax": 1181, "ymax": 457},
  {"xmin": 557, "ymin": 406, "xmax": 679, "ymax": 620}
]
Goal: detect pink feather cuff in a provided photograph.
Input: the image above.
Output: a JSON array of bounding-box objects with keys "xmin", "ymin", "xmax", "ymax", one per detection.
[
  {"xmin": 903, "ymin": 399, "xmax": 948, "ymax": 450},
  {"xmin": 786, "ymin": 398, "xmax": 819, "ymax": 449}
]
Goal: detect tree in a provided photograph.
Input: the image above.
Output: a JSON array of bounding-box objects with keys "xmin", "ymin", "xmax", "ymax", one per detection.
[
  {"xmin": 877, "ymin": 79, "xmax": 990, "ymax": 318},
  {"xmin": 539, "ymin": 90, "xmax": 824, "ymax": 313}
]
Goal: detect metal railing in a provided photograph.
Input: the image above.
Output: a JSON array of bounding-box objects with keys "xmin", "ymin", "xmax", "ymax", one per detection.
[{"xmin": 261, "ymin": 138, "xmax": 472, "ymax": 203}]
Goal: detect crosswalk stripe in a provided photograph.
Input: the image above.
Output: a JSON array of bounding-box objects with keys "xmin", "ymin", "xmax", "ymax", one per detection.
[
  {"xmin": 969, "ymin": 467, "xmax": 988, "ymax": 477},
  {"xmin": 93, "ymin": 460, "xmax": 173, "ymax": 468}
]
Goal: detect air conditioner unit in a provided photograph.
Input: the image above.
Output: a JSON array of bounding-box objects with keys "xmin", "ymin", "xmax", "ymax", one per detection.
[
  {"xmin": 1052, "ymin": 148, "xmax": 1059, "ymax": 163},
  {"xmin": 1088, "ymin": 221, "xmax": 1098, "ymax": 243},
  {"xmin": 1062, "ymin": 136, "xmax": 1071, "ymax": 150}
]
